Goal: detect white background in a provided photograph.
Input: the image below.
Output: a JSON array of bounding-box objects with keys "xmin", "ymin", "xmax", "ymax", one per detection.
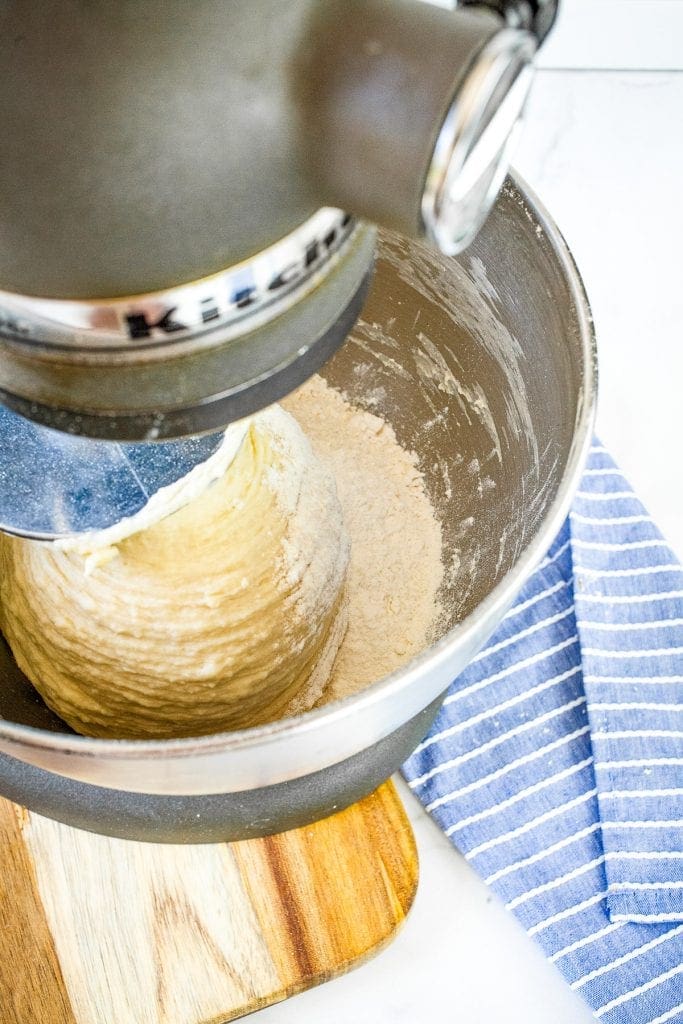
[{"xmin": 256, "ymin": 3, "xmax": 683, "ymax": 1021}]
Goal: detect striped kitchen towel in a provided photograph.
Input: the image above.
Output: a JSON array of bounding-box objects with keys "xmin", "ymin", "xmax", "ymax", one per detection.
[{"xmin": 402, "ymin": 441, "xmax": 683, "ymax": 1023}]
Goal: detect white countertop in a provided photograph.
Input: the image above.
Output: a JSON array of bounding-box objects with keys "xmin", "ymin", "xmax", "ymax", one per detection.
[{"xmin": 255, "ymin": 7, "xmax": 683, "ymax": 1022}]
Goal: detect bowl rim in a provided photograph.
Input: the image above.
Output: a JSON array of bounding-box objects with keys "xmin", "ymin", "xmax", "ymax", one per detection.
[{"xmin": 0, "ymin": 173, "xmax": 598, "ymax": 768}]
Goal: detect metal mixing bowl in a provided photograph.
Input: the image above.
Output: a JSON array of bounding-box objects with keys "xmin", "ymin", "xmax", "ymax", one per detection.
[{"xmin": 0, "ymin": 176, "xmax": 596, "ymax": 841}]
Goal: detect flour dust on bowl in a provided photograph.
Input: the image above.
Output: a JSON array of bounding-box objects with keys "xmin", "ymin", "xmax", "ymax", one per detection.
[{"xmin": 0, "ymin": 178, "xmax": 596, "ymax": 842}]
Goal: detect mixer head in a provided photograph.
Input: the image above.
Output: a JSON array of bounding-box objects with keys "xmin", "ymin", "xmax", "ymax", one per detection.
[{"xmin": 0, "ymin": 0, "xmax": 557, "ymax": 537}]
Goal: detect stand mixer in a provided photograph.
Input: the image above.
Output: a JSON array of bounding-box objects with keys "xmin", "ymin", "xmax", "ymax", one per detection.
[{"xmin": 0, "ymin": 0, "xmax": 557, "ymax": 538}]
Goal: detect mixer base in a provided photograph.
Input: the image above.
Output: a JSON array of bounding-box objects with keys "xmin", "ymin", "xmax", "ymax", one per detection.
[{"xmin": 0, "ymin": 780, "xmax": 417, "ymax": 1023}]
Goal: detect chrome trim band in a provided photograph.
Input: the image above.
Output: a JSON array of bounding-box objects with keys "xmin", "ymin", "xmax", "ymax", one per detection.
[
  {"xmin": 422, "ymin": 29, "xmax": 536, "ymax": 256},
  {"xmin": 0, "ymin": 208, "xmax": 355, "ymax": 357}
]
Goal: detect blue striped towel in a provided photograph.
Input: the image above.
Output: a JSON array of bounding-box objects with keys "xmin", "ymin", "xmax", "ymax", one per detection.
[{"xmin": 402, "ymin": 441, "xmax": 683, "ymax": 1023}]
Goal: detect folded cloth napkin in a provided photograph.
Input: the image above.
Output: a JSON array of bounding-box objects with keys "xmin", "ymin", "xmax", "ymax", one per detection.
[{"xmin": 402, "ymin": 441, "xmax": 683, "ymax": 1024}]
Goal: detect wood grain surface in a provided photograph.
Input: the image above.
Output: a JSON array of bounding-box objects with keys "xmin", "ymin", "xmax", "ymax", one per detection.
[{"xmin": 0, "ymin": 781, "xmax": 417, "ymax": 1024}]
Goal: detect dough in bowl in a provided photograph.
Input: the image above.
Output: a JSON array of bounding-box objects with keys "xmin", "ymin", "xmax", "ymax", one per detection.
[{"xmin": 0, "ymin": 406, "xmax": 349, "ymax": 738}]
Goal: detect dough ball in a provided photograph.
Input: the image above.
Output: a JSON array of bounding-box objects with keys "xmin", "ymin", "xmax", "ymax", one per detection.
[{"xmin": 0, "ymin": 406, "xmax": 349, "ymax": 738}]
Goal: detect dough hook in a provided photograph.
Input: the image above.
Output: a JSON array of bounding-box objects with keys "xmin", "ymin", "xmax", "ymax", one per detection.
[{"xmin": 0, "ymin": 406, "xmax": 223, "ymax": 539}]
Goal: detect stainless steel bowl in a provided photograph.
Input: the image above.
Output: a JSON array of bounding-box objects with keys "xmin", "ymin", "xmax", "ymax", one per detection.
[{"xmin": 0, "ymin": 176, "xmax": 597, "ymax": 841}]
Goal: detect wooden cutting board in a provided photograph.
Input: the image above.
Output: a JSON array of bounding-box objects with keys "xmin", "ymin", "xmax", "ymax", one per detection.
[{"xmin": 0, "ymin": 780, "xmax": 417, "ymax": 1024}]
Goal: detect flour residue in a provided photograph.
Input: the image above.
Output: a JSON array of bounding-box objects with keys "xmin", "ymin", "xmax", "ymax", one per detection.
[
  {"xmin": 284, "ymin": 375, "xmax": 444, "ymax": 704},
  {"xmin": 413, "ymin": 331, "xmax": 503, "ymax": 463},
  {"xmin": 379, "ymin": 232, "xmax": 538, "ymax": 468},
  {"xmin": 468, "ymin": 255, "xmax": 500, "ymax": 304}
]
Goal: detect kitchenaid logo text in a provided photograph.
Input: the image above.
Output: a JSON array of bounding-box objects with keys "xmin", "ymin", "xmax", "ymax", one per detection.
[
  {"xmin": 0, "ymin": 212, "xmax": 353, "ymax": 350},
  {"xmin": 123, "ymin": 213, "xmax": 353, "ymax": 342}
]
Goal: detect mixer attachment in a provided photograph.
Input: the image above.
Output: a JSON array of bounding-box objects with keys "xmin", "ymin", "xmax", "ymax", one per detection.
[{"xmin": 0, "ymin": 406, "xmax": 223, "ymax": 539}]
